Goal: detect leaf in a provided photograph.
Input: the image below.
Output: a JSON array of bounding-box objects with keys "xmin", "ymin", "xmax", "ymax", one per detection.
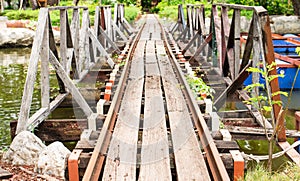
[
  {"xmin": 267, "ymin": 74, "xmax": 284, "ymax": 82},
  {"xmin": 263, "ymin": 106, "xmax": 272, "ymax": 112},
  {"xmin": 271, "ymin": 100, "xmax": 282, "ymax": 106},
  {"xmin": 246, "ymin": 67, "xmax": 264, "ymax": 74},
  {"xmin": 296, "ymin": 47, "xmax": 300, "ymax": 56},
  {"xmin": 266, "ymin": 62, "xmax": 277, "ymax": 72},
  {"xmin": 272, "ymin": 91, "xmax": 288, "ymax": 97},
  {"xmin": 244, "ymin": 83, "xmax": 265, "ymax": 92}
]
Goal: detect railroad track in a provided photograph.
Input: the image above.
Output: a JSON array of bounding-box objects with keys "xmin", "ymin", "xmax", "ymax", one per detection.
[{"xmin": 82, "ymin": 14, "xmax": 230, "ymax": 181}]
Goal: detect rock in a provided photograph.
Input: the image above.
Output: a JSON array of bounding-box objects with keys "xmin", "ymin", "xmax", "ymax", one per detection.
[
  {"xmin": 2, "ymin": 131, "xmax": 46, "ymax": 165},
  {"xmin": 270, "ymin": 16, "xmax": 300, "ymax": 34},
  {"xmin": 35, "ymin": 142, "xmax": 70, "ymax": 178},
  {"xmin": 0, "ymin": 27, "xmax": 60, "ymax": 47},
  {"xmin": 0, "ymin": 28, "xmax": 35, "ymax": 47}
]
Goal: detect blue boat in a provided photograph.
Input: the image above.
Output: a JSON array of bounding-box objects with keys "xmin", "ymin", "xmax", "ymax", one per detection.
[{"xmin": 244, "ymin": 34, "xmax": 300, "ymax": 90}]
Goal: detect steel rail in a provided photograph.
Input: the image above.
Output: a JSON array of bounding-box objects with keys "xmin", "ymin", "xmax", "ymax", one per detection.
[
  {"xmin": 160, "ymin": 18, "xmax": 231, "ymax": 181},
  {"xmin": 82, "ymin": 22, "xmax": 146, "ymax": 181}
]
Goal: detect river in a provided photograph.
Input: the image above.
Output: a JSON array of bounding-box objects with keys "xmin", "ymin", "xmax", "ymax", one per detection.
[
  {"xmin": 0, "ymin": 48, "xmax": 298, "ymax": 170},
  {"xmin": 0, "ymin": 48, "xmax": 41, "ymax": 150}
]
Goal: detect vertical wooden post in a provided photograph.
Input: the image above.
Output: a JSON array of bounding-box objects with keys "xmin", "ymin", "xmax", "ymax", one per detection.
[
  {"xmin": 252, "ymin": 13, "xmax": 260, "ymax": 96},
  {"xmin": 41, "ymin": 14, "xmax": 50, "ymax": 110},
  {"xmin": 230, "ymin": 150, "xmax": 244, "ymax": 181},
  {"xmin": 233, "ymin": 9, "xmax": 241, "ymax": 79},
  {"xmin": 71, "ymin": 8, "xmax": 80, "ymax": 77},
  {"xmin": 295, "ymin": 112, "xmax": 300, "ymax": 152},
  {"xmin": 16, "ymin": 8, "xmax": 48, "ymax": 135},
  {"xmin": 221, "ymin": 6, "xmax": 230, "ymax": 76},
  {"xmin": 68, "ymin": 149, "xmax": 82, "ymax": 181},
  {"xmin": 259, "ymin": 11, "xmax": 286, "ymax": 141},
  {"xmin": 60, "ymin": 9, "xmax": 68, "ymax": 72}
]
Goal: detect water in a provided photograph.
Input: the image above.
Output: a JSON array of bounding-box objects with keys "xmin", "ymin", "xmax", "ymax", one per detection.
[{"xmin": 0, "ymin": 48, "xmax": 40, "ymax": 149}]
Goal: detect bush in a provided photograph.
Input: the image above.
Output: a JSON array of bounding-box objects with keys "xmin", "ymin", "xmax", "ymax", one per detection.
[{"xmin": 124, "ymin": 6, "xmax": 140, "ymax": 23}]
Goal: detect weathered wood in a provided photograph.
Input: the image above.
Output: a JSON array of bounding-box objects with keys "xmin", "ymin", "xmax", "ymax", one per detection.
[
  {"xmin": 26, "ymin": 93, "xmax": 68, "ymax": 131},
  {"xmin": 157, "ymin": 39, "xmax": 211, "ymax": 180},
  {"xmin": 213, "ymin": 63, "xmax": 251, "ymax": 110},
  {"xmin": 41, "ymin": 14, "xmax": 50, "ymax": 109},
  {"xmin": 60, "ymin": 9, "xmax": 68, "ymax": 72},
  {"xmin": 16, "ymin": 8, "xmax": 48, "ymax": 135},
  {"xmin": 48, "ymin": 6, "xmax": 88, "ymax": 11},
  {"xmin": 188, "ymin": 33, "xmax": 212, "ymax": 62},
  {"xmin": 88, "ymin": 28, "xmax": 114, "ymax": 68},
  {"xmin": 225, "ymin": 125, "xmax": 300, "ymax": 138},
  {"xmin": 102, "ymin": 40, "xmax": 145, "ymax": 180},
  {"xmin": 99, "ymin": 26, "xmax": 121, "ymax": 54},
  {"xmin": 11, "ymin": 117, "xmax": 104, "ymax": 142},
  {"xmin": 214, "ymin": 140, "xmax": 240, "ymax": 153},
  {"xmin": 278, "ymin": 142, "xmax": 300, "ymax": 166},
  {"xmin": 139, "ymin": 75, "xmax": 171, "ymax": 180},
  {"xmin": 49, "ymin": 51, "xmax": 94, "ymax": 118},
  {"xmin": 111, "ymin": 19, "xmax": 128, "ymax": 41},
  {"xmin": 79, "ymin": 9, "xmax": 91, "ymax": 78},
  {"xmin": 233, "ymin": 9, "xmax": 241, "ymax": 78}
]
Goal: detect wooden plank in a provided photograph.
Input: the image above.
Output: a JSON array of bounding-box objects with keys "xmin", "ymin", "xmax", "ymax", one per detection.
[
  {"xmin": 111, "ymin": 19, "xmax": 128, "ymax": 41},
  {"xmin": 99, "ymin": 26, "xmax": 121, "ymax": 54},
  {"xmin": 225, "ymin": 125, "xmax": 300, "ymax": 138},
  {"xmin": 79, "ymin": 9, "xmax": 91, "ymax": 77},
  {"xmin": 26, "ymin": 93, "xmax": 69, "ymax": 131},
  {"xmin": 16, "ymin": 8, "xmax": 48, "ymax": 135},
  {"xmin": 60, "ymin": 9, "xmax": 68, "ymax": 72},
  {"xmin": 157, "ymin": 40, "xmax": 211, "ymax": 180},
  {"xmin": 41, "ymin": 14, "xmax": 50, "ymax": 109},
  {"xmin": 102, "ymin": 39, "xmax": 145, "ymax": 180},
  {"xmin": 278, "ymin": 142, "xmax": 300, "ymax": 166},
  {"xmin": 213, "ymin": 63, "xmax": 251, "ymax": 110},
  {"xmin": 70, "ymin": 8, "xmax": 80, "ymax": 78},
  {"xmin": 88, "ymin": 28, "xmax": 114, "ymax": 68},
  {"xmin": 233, "ymin": 9, "xmax": 241, "ymax": 78},
  {"xmin": 49, "ymin": 51, "xmax": 93, "ymax": 118},
  {"xmin": 139, "ymin": 75, "xmax": 172, "ymax": 180}
]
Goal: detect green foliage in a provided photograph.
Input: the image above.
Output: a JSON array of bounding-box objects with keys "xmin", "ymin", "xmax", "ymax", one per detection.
[
  {"xmin": 154, "ymin": 0, "xmax": 294, "ymax": 20},
  {"xmin": 243, "ymin": 62, "xmax": 287, "ymax": 112},
  {"xmin": 117, "ymin": 0, "xmax": 137, "ymax": 6},
  {"xmin": 124, "ymin": 6, "xmax": 141, "ymax": 23},
  {"xmin": 186, "ymin": 75, "xmax": 215, "ymax": 100},
  {"xmin": 243, "ymin": 162, "xmax": 300, "ymax": 181},
  {"xmin": 0, "ymin": 1, "xmax": 139, "ymax": 26},
  {"xmin": 296, "ymin": 47, "xmax": 300, "ymax": 56},
  {"xmin": 1, "ymin": 9, "xmax": 39, "ymax": 20}
]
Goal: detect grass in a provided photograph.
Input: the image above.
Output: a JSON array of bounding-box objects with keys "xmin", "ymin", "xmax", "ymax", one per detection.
[
  {"xmin": 243, "ymin": 162, "xmax": 300, "ymax": 181},
  {"xmin": 0, "ymin": 0, "xmax": 140, "ymax": 26}
]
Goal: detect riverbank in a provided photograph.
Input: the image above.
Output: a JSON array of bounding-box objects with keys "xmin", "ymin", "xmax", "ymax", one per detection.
[{"xmin": 0, "ymin": 15, "xmax": 300, "ymax": 47}]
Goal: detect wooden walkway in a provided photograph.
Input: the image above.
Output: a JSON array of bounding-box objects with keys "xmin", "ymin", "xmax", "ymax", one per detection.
[{"xmin": 101, "ymin": 14, "xmax": 211, "ymax": 180}]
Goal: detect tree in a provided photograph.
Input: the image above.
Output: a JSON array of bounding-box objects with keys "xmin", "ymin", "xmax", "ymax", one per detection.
[
  {"xmin": 291, "ymin": 0, "xmax": 300, "ymax": 16},
  {"xmin": 244, "ymin": 62, "xmax": 287, "ymax": 172}
]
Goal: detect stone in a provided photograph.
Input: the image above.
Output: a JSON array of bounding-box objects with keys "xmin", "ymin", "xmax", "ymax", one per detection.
[
  {"xmin": 35, "ymin": 141, "xmax": 70, "ymax": 178},
  {"xmin": 270, "ymin": 15, "xmax": 300, "ymax": 34},
  {"xmin": 0, "ymin": 27, "xmax": 60, "ymax": 47},
  {"xmin": 0, "ymin": 28, "xmax": 35, "ymax": 47},
  {"xmin": 2, "ymin": 131, "xmax": 46, "ymax": 165}
]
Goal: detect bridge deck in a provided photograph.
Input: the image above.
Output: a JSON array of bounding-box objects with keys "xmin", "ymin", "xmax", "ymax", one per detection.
[{"xmin": 102, "ymin": 14, "xmax": 210, "ymax": 180}]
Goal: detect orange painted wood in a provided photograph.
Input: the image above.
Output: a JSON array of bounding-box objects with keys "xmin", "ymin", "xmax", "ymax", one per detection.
[
  {"xmin": 68, "ymin": 149, "xmax": 82, "ymax": 181},
  {"xmin": 230, "ymin": 150, "xmax": 244, "ymax": 181}
]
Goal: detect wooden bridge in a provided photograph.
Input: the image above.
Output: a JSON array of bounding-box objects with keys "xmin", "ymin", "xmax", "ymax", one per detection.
[{"xmin": 12, "ymin": 3, "xmax": 300, "ymax": 181}]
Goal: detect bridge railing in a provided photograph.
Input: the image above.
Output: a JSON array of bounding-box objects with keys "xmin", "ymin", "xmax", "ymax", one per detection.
[
  {"xmin": 172, "ymin": 3, "xmax": 286, "ymax": 141},
  {"xmin": 16, "ymin": 5, "xmax": 132, "ymax": 134}
]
